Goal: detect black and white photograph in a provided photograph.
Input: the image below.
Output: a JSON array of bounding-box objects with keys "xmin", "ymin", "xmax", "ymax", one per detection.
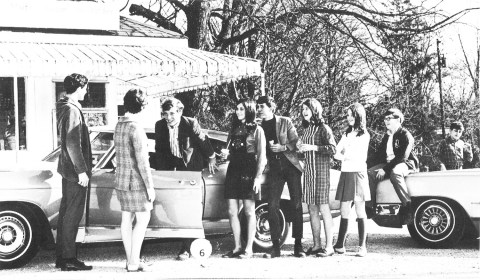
[{"xmin": 0, "ymin": 0, "xmax": 479, "ymax": 279}]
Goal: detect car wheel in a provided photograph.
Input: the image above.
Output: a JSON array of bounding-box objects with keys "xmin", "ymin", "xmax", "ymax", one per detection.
[
  {"xmin": 0, "ymin": 205, "xmax": 40, "ymax": 269},
  {"xmin": 407, "ymin": 198, "xmax": 465, "ymax": 248},
  {"xmin": 241, "ymin": 203, "xmax": 290, "ymax": 252}
]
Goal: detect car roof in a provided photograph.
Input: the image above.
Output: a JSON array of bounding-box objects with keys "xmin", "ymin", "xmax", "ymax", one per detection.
[{"xmin": 90, "ymin": 126, "xmax": 228, "ymax": 142}]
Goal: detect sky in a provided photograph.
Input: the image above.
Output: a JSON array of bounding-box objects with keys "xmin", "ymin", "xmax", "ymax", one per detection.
[{"xmin": 432, "ymin": 1, "xmax": 480, "ymax": 65}]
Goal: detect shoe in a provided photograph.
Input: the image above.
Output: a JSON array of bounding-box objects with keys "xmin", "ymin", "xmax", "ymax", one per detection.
[
  {"xmin": 316, "ymin": 248, "xmax": 334, "ymax": 257},
  {"xmin": 305, "ymin": 247, "xmax": 323, "ymax": 256},
  {"xmin": 55, "ymin": 258, "xmax": 64, "ymax": 269},
  {"xmin": 127, "ymin": 263, "xmax": 140, "ymax": 272},
  {"xmin": 293, "ymin": 245, "xmax": 306, "ymax": 258},
  {"xmin": 61, "ymin": 258, "xmax": 93, "ymax": 271},
  {"xmin": 333, "ymin": 246, "xmax": 346, "ymax": 254},
  {"xmin": 222, "ymin": 250, "xmax": 243, "ymax": 258},
  {"xmin": 263, "ymin": 247, "xmax": 280, "ymax": 259},
  {"xmin": 176, "ymin": 250, "xmax": 190, "ymax": 261},
  {"xmin": 137, "ymin": 261, "xmax": 152, "ymax": 272},
  {"xmin": 238, "ymin": 251, "xmax": 253, "ymax": 259},
  {"xmin": 356, "ymin": 246, "xmax": 367, "ymax": 257}
]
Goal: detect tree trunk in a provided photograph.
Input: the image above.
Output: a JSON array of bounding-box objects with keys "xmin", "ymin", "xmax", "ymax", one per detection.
[
  {"xmin": 475, "ymin": 45, "xmax": 479, "ymax": 99},
  {"xmin": 185, "ymin": 0, "xmax": 212, "ymax": 50}
]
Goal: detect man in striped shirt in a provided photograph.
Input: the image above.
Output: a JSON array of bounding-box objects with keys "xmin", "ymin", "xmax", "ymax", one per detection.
[{"xmin": 154, "ymin": 97, "xmax": 216, "ymax": 260}]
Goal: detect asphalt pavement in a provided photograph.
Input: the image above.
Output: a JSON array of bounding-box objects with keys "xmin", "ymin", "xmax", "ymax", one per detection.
[{"xmin": 1, "ymin": 218, "xmax": 479, "ymax": 279}]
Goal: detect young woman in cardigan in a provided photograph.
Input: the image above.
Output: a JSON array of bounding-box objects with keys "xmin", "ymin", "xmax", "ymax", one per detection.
[{"xmin": 333, "ymin": 103, "xmax": 370, "ymax": 257}]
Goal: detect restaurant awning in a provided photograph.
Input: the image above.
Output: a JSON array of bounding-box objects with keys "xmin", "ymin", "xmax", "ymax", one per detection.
[{"xmin": 0, "ymin": 32, "xmax": 262, "ymax": 96}]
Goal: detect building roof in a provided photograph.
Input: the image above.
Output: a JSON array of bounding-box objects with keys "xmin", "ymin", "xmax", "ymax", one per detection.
[
  {"xmin": 0, "ymin": 28, "xmax": 262, "ymax": 97},
  {"xmin": 0, "ymin": 16, "xmax": 185, "ymax": 39},
  {"xmin": 115, "ymin": 16, "xmax": 185, "ymax": 39}
]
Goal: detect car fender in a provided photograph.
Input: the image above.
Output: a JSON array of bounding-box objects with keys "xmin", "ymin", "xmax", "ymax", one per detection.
[{"xmin": 405, "ymin": 170, "xmax": 480, "ymax": 221}]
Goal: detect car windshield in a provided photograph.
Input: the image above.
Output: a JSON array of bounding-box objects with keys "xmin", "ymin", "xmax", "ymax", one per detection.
[{"xmin": 43, "ymin": 131, "xmax": 113, "ymax": 164}]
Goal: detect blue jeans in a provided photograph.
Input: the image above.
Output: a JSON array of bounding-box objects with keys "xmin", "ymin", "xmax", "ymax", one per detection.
[{"xmin": 267, "ymin": 156, "xmax": 303, "ymax": 242}]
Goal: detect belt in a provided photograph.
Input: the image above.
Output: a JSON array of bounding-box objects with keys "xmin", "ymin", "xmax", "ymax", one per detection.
[{"xmin": 270, "ymin": 153, "xmax": 283, "ymax": 160}]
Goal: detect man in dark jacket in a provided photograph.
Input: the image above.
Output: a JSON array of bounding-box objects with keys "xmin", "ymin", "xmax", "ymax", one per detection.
[
  {"xmin": 154, "ymin": 97, "xmax": 216, "ymax": 260},
  {"xmin": 368, "ymin": 108, "xmax": 418, "ymax": 223},
  {"xmin": 55, "ymin": 73, "xmax": 93, "ymax": 271}
]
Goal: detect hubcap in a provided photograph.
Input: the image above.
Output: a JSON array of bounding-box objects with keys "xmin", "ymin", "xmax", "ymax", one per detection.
[
  {"xmin": 1, "ymin": 228, "xmax": 14, "ymax": 243},
  {"xmin": 419, "ymin": 205, "xmax": 451, "ymax": 236},
  {"xmin": 256, "ymin": 208, "xmax": 271, "ymax": 242},
  {"xmin": 0, "ymin": 216, "xmax": 26, "ymax": 255}
]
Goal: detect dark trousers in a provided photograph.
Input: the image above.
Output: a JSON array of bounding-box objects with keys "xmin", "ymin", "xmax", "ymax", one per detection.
[
  {"xmin": 267, "ymin": 156, "xmax": 303, "ymax": 241},
  {"xmin": 56, "ymin": 178, "xmax": 87, "ymax": 259},
  {"xmin": 367, "ymin": 163, "xmax": 411, "ymax": 207}
]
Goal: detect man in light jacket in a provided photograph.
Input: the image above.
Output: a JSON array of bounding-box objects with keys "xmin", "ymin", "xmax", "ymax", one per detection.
[{"xmin": 256, "ymin": 96, "xmax": 305, "ymax": 259}]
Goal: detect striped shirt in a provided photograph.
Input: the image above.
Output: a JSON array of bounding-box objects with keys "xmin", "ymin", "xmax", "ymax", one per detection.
[{"xmin": 168, "ymin": 124, "xmax": 182, "ymax": 158}]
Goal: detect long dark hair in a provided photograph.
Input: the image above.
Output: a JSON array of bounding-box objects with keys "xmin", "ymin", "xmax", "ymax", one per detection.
[
  {"xmin": 231, "ymin": 99, "xmax": 257, "ymax": 134},
  {"xmin": 301, "ymin": 98, "xmax": 324, "ymax": 128},
  {"xmin": 345, "ymin": 102, "xmax": 367, "ymax": 136}
]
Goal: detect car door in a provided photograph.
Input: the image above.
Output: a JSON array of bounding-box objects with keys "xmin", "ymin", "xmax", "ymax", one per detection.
[{"xmin": 85, "ymin": 132, "xmax": 205, "ymax": 242}]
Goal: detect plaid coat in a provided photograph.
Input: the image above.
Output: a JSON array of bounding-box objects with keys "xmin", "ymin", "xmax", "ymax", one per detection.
[
  {"xmin": 301, "ymin": 123, "xmax": 336, "ymax": 205},
  {"xmin": 114, "ymin": 116, "xmax": 154, "ymax": 192}
]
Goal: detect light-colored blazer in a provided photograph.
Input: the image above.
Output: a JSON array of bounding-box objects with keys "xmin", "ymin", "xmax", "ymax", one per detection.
[
  {"xmin": 264, "ymin": 115, "xmax": 303, "ymax": 172},
  {"xmin": 114, "ymin": 116, "xmax": 154, "ymax": 192}
]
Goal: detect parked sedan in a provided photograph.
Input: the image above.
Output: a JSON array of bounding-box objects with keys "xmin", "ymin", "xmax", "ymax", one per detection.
[
  {"xmin": 372, "ymin": 168, "xmax": 480, "ymax": 248},
  {"xmin": 0, "ymin": 127, "xmax": 335, "ymax": 269}
]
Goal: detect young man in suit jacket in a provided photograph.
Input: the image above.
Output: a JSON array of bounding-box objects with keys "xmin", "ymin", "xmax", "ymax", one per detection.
[
  {"xmin": 154, "ymin": 97, "xmax": 216, "ymax": 260},
  {"xmin": 55, "ymin": 73, "xmax": 93, "ymax": 271},
  {"xmin": 368, "ymin": 108, "xmax": 419, "ymax": 224},
  {"xmin": 256, "ymin": 96, "xmax": 306, "ymax": 258}
]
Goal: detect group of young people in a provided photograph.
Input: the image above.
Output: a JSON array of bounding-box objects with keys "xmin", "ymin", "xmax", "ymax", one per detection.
[
  {"xmin": 219, "ymin": 96, "xmax": 473, "ymax": 260},
  {"xmin": 54, "ymin": 72, "xmax": 473, "ymax": 272},
  {"xmin": 220, "ymin": 96, "xmax": 373, "ymax": 259}
]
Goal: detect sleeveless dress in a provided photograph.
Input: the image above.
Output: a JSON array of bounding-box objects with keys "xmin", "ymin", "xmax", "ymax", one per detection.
[{"xmin": 224, "ymin": 126, "xmax": 257, "ymax": 200}]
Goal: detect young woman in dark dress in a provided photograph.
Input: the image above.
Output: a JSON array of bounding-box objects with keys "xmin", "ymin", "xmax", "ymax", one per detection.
[{"xmin": 222, "ymin": 99, "xmax": 267, "ymax": 259}]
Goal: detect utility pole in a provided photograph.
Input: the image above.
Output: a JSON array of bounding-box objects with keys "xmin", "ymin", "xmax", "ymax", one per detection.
[{"xmin": 437, "ymin": 39, "xmax": 446, "ymax": 138}]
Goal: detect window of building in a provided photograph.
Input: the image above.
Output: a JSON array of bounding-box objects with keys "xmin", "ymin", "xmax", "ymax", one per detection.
[
  {"xmin": 0, "ymin": 77, "xmax": 26, "ymax": 151},
  {"xmin": 55, "ymin": 82, "xmax": 106, "ymax": 108},
  {"xmin": 54, "ymin": 81, "xmax": 108, "ymax": 148}
]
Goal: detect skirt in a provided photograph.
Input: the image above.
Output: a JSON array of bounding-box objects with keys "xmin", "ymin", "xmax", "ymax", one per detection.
[
  {"xmin": 224, "ymin": 153, "xmax": 256, "ymax": 200},
  {"xmin": 116, "ymin": 188, "xmax": 153, "ymax": 212},
  {"xmin": 335, "ymin": 171, "xmax": 370, "ymax": 202}
]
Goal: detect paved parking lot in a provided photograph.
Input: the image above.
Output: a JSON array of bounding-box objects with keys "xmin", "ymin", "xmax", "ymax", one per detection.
[{"xmin": 1, "ymin": 219, "xmax": 479, "ymax": 279}]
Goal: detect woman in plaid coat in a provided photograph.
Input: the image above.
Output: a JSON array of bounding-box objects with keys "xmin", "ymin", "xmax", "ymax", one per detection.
[
  {"xmin": 298, "ymin": 98, "xmax": 336, "ymax": 257},
  {"xmin": 114, "ymin": 89, "xmax": 155, "ymax": 272}
]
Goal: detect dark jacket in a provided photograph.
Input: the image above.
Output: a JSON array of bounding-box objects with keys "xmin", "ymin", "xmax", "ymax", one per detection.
[
  {"xmin": 154, "ymin": 116, "xmax": 214, "ymax": 171},
  {"xmin": 372, "ymin": 126, "xmax": 419, "ymax": 174},
  {"xmin": 56, "ymin": 97, "xmax": 92, "ymax": 182}
]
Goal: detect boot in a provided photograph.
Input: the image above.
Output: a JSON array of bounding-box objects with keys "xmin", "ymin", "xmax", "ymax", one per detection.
[
  {"xmin": 333, "ymin": 218, "xmax": 349, "ymax": 254},
  {"xmin": 357, "ymin": 218, "xmax": 367, "ymax": 257},
  {"xmin": 263, "ymin": 239, "xmax": 281, "ymax": 259}
]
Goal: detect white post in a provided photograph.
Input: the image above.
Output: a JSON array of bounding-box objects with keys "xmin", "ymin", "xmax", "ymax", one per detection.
[
  {"xmin": 13, "ymin": 75, "xmax": 19, "ymax": 162},
  {"xmin": 260, "ymin": 72, "xmax": 265, "ymax": 96}
]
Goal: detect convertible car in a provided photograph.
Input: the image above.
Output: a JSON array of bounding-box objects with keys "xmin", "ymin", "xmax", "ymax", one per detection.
[{"xmin": 1, "ymin": 127, "xmax": 478, "ymax": 269}]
